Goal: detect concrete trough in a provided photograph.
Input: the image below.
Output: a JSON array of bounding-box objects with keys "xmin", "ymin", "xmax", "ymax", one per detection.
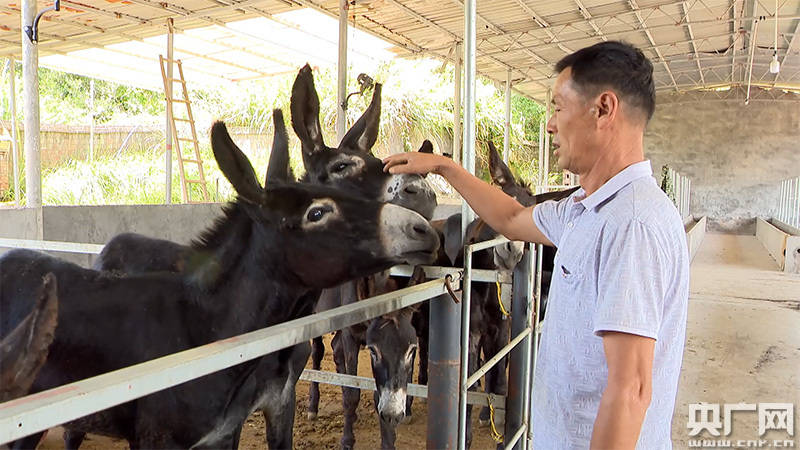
[{"xmin": 756, "ymin": 217, "xmax": 800, "ymax": 274}]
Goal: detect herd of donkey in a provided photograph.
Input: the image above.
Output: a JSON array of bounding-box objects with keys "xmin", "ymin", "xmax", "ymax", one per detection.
[{"xmin": 0, "ymin": 64, "xmax": 578, "ymax": 450}]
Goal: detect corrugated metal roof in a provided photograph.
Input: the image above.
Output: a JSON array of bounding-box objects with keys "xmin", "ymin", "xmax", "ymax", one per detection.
[{"xmin": 1, "ymin": 0, "xmax": 798, "ymax": 102}]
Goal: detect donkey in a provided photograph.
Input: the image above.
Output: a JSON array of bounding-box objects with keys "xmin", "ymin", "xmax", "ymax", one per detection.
[
  {"xmin": 486, "ymin": 141, "xmax": 579, "ymax": 308},
  {"xmin": 63, "ymin": 110, "xmax": 308, "ymax": 450},
  {"xmin": 0, "ymin": 120, "xmax": 440, "ymax": 449},
  {"xmin": 0, "ymin": 273, "xmax": 58, "ymax": 404},
  {"xmin": 291, "ymin": 64, "xmax": 438, "ymax": 450}
]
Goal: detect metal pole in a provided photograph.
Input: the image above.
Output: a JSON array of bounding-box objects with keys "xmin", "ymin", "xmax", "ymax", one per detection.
[
  {"xmin": 336, "ymin": 0, "xmax": 348, "ymax": 142},
  {"xmin": 461, "ymin": 0, "xmax": 477, "ymax": 235},
  {"xmin": 427, "ymin": 289, "xmax": 462, "ymax": 449},
  {"xmin": 528, "ymin": 243, "xmax": 542, "ymax": 445},
  {"xmin": 457, "ymin": 250, "xmax": 473, "ymax": 450},
  {"xmin": 165, "ymin": 18, "xmax": 174, "ymax": 204},
  {"xmin": 503, "ymin": 69, "xmax": 511, "ymax": 164},
  {"xmin": 22, "ymin": 0, "xmax": 41, "ymax": 210},
  {"xmin": 89, "ymin": 78, "xmax": 94, "ymax": 161},
  {"xmin": 543, "ymin": 89, "xmax": 551, "ymax": 185},
  {"xmin": 7, "ymin": 57, "xmax": 19, "ymax": 206},
  {"xmin": 505, "ymin": 248, "xmax": 533, "ymax": 450},
  {"xmin": 452, "ymin": 42, "xmax": 462, "ymax": 166},
  {"xmin": 537, "ymin": 121, "xmax": 544, "ymax": 190}
]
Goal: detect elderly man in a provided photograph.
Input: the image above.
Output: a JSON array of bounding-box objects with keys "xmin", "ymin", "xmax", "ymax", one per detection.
[{"xmin": 383, "ymin": 41, "xmax": 689, "ymax": 449}]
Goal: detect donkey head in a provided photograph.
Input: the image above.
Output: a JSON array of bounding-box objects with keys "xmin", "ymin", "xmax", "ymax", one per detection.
[
  {"xmin": 488, "ymin": 141, "xmax": 537, "ymax": 206},
  {"xmin": 360, "ymin": 271, "xmax": 421, "ymax": 426},
  {"xmin": 209, "ymin": 115, "xmax": 439, "ymax": 289},
  {"xmin": 290, "ymin": 64, "xmax": 438, "ymax": 220}
]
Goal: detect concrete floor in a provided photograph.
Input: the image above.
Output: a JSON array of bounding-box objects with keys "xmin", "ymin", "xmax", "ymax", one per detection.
[{"xmin": 672, "ymin": 233, "xmax": 800, "ymax": 447}]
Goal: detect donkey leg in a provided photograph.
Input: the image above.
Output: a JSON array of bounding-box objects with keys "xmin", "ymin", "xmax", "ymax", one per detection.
[
  {"xmin": 402, "ymin": 350, "xmax": 415, "ymax": 423},
  {"xmin": 307, "ymin": 335, "xmax": 325, "ymax": 420},
  {"xmin": 263, "ymin": 342, "xmax": 309, "ymax": 449},
  {"xmin": 63, "ymin": 429, "xmax": 86, "ymax": 450},
  {"xmin": 342, "ymin": 332, "xmax": 362, "ymax": 450},
  {"xmin": 9, "ymin": 431, "xmax": 44, "ymax": 450}
]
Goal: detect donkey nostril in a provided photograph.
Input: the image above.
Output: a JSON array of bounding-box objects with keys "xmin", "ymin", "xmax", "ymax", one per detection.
[
  {"xmin": 404, "ymin": 185, "xmax": 419, "ymax": 195},
  {"xmin": 413, "ymin": 224, "xmax": 427, "ymax": 236}
]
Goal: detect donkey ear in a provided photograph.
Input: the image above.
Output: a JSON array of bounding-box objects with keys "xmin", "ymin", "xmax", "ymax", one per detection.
[
  {"xmin": 488, "ymin": 141, "xmax": 515, "ymax": 188},
  {"xmin": 418, "ymin": 140, "xmax": 434, "ymax": 154},
  {"xmin": 340, "ymin": 83, "xmax": 381, "ymax": 153},
  {"xmin": 211, "ymin": 121, "xmax": 263, "ymax": 203},
  {"xmin": 291, "ymin": 64, "xmax": 326, "ymax": 162},
  {"xmin": 266, "ymin": 109, "xmax": 292, "ymax": 185},
  {"xmin": 443, "ymin": 213, "xmax": 464, "ymax": 266}
]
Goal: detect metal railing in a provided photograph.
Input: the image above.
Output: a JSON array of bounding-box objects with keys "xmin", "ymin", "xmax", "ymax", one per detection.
[
  {"xmin": 663, "ymin": 166, "xmax": 692, "ymax": 222},
  {"xmin": 457, "ymin": 237, "xmax": 537, "ymax": 450},
  {"xmin": 778, "ymin": 176, "xmax": 800, "ymax": 229},
  {"xmin": 0, "ymin": 237, "xmax": 468, "ymax": 445},
  {"xmin": 0, "ymin": 236, "xmax": 535, "ymax": 448}
]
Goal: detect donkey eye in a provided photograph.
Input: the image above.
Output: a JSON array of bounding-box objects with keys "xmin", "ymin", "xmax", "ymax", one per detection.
[
  {"xmin": 333, "ymin": 162, "xmax": 350, "ymax": 172},
  {"xmin": 307, "ymin": 207, "xmax": 326, "ymax": 223}
]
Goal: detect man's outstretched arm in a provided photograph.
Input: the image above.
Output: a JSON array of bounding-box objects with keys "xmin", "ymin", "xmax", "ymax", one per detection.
[{"xmin": 383, "ymin": 152, "xmax": 553, "ymax": 246}]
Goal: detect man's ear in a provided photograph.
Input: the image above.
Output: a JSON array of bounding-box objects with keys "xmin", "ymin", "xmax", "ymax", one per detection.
[{"xmin": 595, "ymin": 91, "xmax": 618, "ymax": 129}]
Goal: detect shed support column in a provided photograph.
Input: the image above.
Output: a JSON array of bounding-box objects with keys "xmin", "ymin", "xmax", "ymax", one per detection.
[
  {"xmin": 427, "ymin": 44, "xmax": 463, "ymax": 450},
  {"xmin": 503, "ymin": 69, "xmax": 512, "ymax": 163},
  {"xmin": 336, "ymin": 0, "xmax": 348, "ymax": 142},
  {"xmin": 22, "ymin": 0, "xmax": 40, "ymax": 210},
  {"xmin": 457, "ymin": 0, "xmax": 477, "ymax": 448},
  {"xmin": 165, "ymin": 18, "xmax": 174, "ymax": 204},
  {"xmin": 452, "ymin": 43, "xmax": 462, "ymax": 165},
  {"xmin": 506, "ymin": 247, "xmax": 534, "ymax": 450},
  {"xmin": 543, "ymin": 88, "xmax": 551, "ymax": 188},
  {"xmin": 7, "ymin": 57, "xmax": 20, "ymax": 206}
]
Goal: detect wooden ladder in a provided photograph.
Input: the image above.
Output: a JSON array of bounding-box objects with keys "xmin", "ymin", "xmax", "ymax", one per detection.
[{"xmin": 159, "ymin": 55, "xmax": 209, "ymax": 203}]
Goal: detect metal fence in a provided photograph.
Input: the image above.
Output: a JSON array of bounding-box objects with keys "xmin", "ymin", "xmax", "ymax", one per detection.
[
  {"xmin": 0, "ymin": 236, "xmax": 541, "ymax": 449},
  {"xmin": 778, "ymin": 176, "xmax": 800, "ymax": 229},
  {"xmin": 663, "ymin": 167, "xmax": 692, "ymax": 222}
]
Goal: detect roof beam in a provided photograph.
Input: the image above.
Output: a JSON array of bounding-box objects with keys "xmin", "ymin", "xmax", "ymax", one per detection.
[
  {"xmin": 681, "ymin": 2, "xmax": 706, "ymax": 86},
  {"xmin": 383, "ymin": 0, "xmax": 551, "ymax": 89},
  {"xmin": 731, "ymin": 0, "xmax": 742, "ymax": 82},
  {"xmin": 628, "ymin": 0, "xmax": 679, "ymax": 92},
  {"xmin": 772, "ymin": 19, "xmax": 800, "ymax": 87},
  {"xmin": 573, "ymin": 0, "xmax": 608, "ymax": 41},
  {"xmin": 508, "ymin": 0, "xmax": 573, "ymax": 54}
]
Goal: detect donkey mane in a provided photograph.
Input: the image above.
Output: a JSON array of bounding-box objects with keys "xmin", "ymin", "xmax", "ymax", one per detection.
[{"xmin": 189, "ymin": 201, "xmax": 251, "ymax": 253}]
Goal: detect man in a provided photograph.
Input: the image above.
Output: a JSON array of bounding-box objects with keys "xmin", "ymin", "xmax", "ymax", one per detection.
[{"xmin": 383, "ymin": 41, "xmax": 689, "ymax": 449}]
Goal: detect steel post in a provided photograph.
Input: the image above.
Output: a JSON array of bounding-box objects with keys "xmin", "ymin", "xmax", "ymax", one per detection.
[
  {"xmin": 7, "ymin": 57, "xmax": 19, "ymax": 206},
  {"xmin": 505, "ymin": 248, "xmax": 532, "ymax": 450},
  {"xmin": 336, "ymin": 0, "xmax": 348, "ymax": 142},
  {"xmin": 452, "ymin": 42, "xmax": 462, "ymax": 165},
  {"xmin": 457, "ymin": 250, "xmax": 473, "ymax": 450},
  {"xmin": 503, "ymin": 69, "xmax": 511, "ymax": 163},
  {"xmin": 22, "ymin": 0, "xmax": 40, "ymax": 210},
  {"xmin": 165, "ymin": 19, "xmax": 174, "ymax": 204},
  {"xmin": 428, "ymin": 291, "xmax": 462, "ymax": 449}
]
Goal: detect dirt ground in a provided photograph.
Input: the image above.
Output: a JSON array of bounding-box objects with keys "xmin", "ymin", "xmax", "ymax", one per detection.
[{"xmin": 37, "ymin": 334, "xmax": 498, "ymax": 450}]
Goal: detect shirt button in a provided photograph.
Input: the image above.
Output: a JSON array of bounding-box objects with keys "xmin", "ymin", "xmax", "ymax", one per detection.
[{"xmin": 568, "ymin": 222, "xmax": 574, "ymax": 228}]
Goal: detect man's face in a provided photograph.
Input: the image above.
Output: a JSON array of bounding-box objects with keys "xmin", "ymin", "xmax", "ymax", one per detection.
[{"xmin": 546, "ymin": 68, "xmax": 598, "ymax": 175}]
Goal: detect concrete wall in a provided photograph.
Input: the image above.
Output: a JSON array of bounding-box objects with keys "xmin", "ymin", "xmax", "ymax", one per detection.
[
  {"xmin": 645, "ymin": 94, "xmax": 800, "ymax": 234},
  {"xmin": 0, "ymin": 203, "xmax": 460, "ymax": 267}
]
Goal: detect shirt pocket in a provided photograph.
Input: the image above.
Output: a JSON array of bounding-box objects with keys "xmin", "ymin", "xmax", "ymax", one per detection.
[{"xmin": 553, "ymin": 247, "xmax": 586, "ymax": 284}]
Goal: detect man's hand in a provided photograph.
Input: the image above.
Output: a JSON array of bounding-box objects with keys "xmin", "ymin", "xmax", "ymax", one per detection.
[
  {"xmin": 383, "ymin": 152, "xmax": 455, "ymax": 176},
  {"xmin": 591, "ymin": 331, "xmax": 655, "ymax": 450}
]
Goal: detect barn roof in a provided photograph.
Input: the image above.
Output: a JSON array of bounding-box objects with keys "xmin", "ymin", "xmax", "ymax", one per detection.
[{"xmin": 1, "ymin": 0, "xmax": 799, "ymax": 102}]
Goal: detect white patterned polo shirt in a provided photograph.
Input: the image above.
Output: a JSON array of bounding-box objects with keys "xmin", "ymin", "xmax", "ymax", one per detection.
[{"xmin": 531, "ymin": 160, "xmax": 689, "ymax": 449}]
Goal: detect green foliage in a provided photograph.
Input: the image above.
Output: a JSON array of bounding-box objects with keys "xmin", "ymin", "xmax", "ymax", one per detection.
[{"xmin": 1, "ymin": 58, "xmax": 559, "ymax": 205}]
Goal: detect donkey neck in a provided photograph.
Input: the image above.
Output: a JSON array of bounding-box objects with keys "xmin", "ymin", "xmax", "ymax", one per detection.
[{"xmin": 186, "ymin": 202, "xmax": 318, "ymax": 334}]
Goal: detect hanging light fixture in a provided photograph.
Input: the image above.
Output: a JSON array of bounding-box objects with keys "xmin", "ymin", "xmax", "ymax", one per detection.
[{"xmin": 770, "ymin": 0, "xmax": 780, "ymax": 73}]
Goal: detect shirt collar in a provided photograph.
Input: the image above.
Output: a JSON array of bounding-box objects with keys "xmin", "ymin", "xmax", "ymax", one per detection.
[{"xmin": 572, "ymin": 160, "xmax": 653, "ymax": 211}]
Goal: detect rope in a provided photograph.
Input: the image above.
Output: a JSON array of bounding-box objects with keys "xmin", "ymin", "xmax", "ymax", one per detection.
[
  {"xmin": 488, "ymin": 394, "xmax": 504, "ymax": 443},
  {"xmin": 496, "ymin": 282, "xmax": 511, "ymax": 317}
]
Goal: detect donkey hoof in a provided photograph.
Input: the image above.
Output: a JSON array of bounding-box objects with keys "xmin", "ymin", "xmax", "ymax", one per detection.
[
  {"xmin": 307, "ymin": 411, "xmax": 318, "ymax": 420},
  {"xmin": 401, "ymin": 415, "xmax": 412, "ymax": 425},
  {"xmin": 478, "ymin": 418, "xmax": 490, "ymax": 427}
]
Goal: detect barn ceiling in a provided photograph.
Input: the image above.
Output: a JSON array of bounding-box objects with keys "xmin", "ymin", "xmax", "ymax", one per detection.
[{"xmin": 0, "ymin": 0, "xmax": 799, "ymax": 102}]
